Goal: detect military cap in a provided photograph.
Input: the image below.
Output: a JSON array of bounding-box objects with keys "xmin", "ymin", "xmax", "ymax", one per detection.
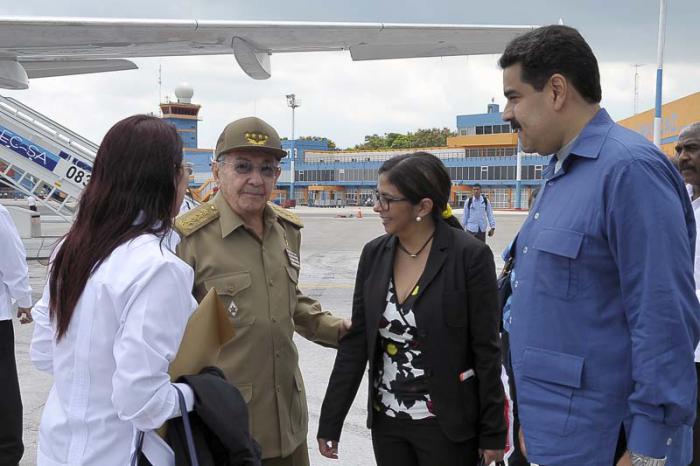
[{"xmin": 215, "ymin": 116, "xmax": 287, "ymax": 160}]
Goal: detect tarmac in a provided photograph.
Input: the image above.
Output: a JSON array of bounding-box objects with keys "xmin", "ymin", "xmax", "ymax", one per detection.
[{"xmin": 9, "ymin": 204, "xmax": 527, "ymax": 465}]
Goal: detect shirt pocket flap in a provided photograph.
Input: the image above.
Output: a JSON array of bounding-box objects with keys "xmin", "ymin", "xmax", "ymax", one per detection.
[
  {"xmin": 205, "ymin": 272, "xmax": 252, "ymax": 296},
  {"xmin": 286, "ymin": 265, "xmax": 299, "ymax": 285},
  {"xmin": 522, "ymin": 346, "xmax": 584, "ymax": 389},
  {"xmin": 532, "ymin": 228, "xmax": 584, "ymax": 259}
]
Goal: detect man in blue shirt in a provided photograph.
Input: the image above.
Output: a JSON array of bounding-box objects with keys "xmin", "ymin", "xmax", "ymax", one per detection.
[
  {"xmin": 461, "ymin": 184, "xmax": 496, "ymax": 241},
  {"xmin": 500, "ymin": 25, "xmax": 700, "ymax": 466}
]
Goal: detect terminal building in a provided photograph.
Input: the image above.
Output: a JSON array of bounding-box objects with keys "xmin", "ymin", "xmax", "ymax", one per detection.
[
  {"xmin": 277, "ymin": 103, "xmax": 548, "ymax": 209},
  {"xmin": 275, "ymin": 91, "xmax": 700, "ymax": 209},
  {"xmin": 4, "ymin": 87, "xmax": 697, "ymax": 214},
  {"xmin": 132, "ymin": 88, "xmax": 700, "ymax": 209},
  {"xmin": 617, "ymin": 91, "xmax": 700, "ymax": 158}
]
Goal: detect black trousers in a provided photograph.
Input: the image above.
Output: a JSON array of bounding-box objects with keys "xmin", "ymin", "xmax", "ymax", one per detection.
[
  {"xmin": 0, "ymin": 320, "xmax": 23, "ymax": 465},
  {"xmin": 371, "ymin": 412, "xmax": 479, "ymax": 466},
  {"xmin": 470, "ymin": 231, "xmax": 486, "ymax": 242}
]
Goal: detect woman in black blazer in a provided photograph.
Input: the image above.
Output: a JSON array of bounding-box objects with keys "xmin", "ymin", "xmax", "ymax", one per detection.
[{"xmin": 317, "ymin": 152, "xmax": 505, "ymax": 466}]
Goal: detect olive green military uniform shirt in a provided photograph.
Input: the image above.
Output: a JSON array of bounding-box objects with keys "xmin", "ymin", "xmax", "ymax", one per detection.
[{"xmin": 176, "ymin": 193, "xmax": 342, "ymax": 459}]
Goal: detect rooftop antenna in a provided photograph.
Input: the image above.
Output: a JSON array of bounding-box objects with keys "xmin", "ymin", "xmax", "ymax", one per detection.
[
  {"xmin": 633, "ymin": 64, "xmax": 645, "ymax": 114},
  {"xmin": 157, "ymin": 63, "xmax": 163, "ymax": 116}
]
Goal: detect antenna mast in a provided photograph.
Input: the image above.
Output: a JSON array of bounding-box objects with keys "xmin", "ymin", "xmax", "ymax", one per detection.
[
  {"xmin": 158, "ymin": 64, "xmax": 163, "ymax": 115},
  {"xmin": 633, "ymin": 64, "xmax": 644, "ymax": 115}
]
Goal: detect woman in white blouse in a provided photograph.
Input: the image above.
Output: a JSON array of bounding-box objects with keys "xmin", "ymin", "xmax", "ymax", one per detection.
[{"xmin": 30, "ymin": 115, "xmax": 198, "ymax": 465}]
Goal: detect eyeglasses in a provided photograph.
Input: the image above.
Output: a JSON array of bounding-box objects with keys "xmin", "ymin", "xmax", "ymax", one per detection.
[
  {"xmin": 217, "ymin": 159, "xmax": 281, "ymax": 178},
  {"xmin": 373, "ymin": 190, "xmax": 409, "ymax": 210}
]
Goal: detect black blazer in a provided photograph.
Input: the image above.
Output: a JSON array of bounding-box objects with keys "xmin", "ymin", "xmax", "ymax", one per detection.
[
  {"xmin": 317, "ymin": 219, "xmax": 506, "ymax": 450},
  {"xmin": 167, "ymin": 368, "xmax": 261, "ymax": 466}
]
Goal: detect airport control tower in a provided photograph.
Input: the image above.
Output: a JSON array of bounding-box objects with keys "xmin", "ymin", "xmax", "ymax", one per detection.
[{"xmin": 160, "ymin": 84, "xmax": 213, "ymax": 187}]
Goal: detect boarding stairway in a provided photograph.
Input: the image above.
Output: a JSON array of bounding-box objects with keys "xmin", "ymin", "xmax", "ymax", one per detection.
[{"xmin": 0, "ymin": 95, "xmax": 97, "ymax": 220}]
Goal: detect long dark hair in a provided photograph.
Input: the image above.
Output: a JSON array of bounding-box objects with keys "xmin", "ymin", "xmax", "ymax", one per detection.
[
  {"xmin": 49, "ymin": 115, "xmax": 183, "ymax": 340},
  {"xmin": 378, "ymin": 152, "xmax": 462, "ymax": 229}
]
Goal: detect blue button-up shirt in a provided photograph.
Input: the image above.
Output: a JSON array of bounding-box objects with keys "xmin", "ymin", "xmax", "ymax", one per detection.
[
  {"xmin": 461, "ymin": 195, "xmax": 496, "ymax": 233},
  {"xmin": 509, "ymin": 109, "xmax": 700, "ymax": 464}
]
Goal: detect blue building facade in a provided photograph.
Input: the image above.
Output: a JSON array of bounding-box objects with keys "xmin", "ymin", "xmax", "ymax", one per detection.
[
  {"xmin": 275, "ymin": 103, "xmax": 547, "ymax": 208},
  {"xmin": 162, "ymin": 94, "xmax": 546, "ymax": 209}
]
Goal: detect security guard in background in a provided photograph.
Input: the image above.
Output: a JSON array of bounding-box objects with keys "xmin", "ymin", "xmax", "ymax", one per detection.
[{"xmin": 176, "ymin": 117, "xmax": 350, "ymax": 466}]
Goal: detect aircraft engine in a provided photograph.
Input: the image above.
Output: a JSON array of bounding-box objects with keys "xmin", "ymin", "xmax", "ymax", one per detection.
[
  {"xmin": 0, "ymin": 59, "xmax": 29, "ymax": 90},
  {"xmin": 232, "ymin": 37, "xmax": 271, "ymax": 80}
]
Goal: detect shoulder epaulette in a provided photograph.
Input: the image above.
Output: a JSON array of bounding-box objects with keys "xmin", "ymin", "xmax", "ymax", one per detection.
[
  {"xmin": 269, "ymin": 202, "xmax": 304, "ymax": 229},
  {"xmin": 175, "ymin": 203, "xmax": 220, "ymax": 237}
]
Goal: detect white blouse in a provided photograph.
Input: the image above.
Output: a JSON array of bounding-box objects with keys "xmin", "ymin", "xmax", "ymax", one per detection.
[
  {"xmin": 689, "ymin": 186, "xmax": 700, "ymax": 362},
  {"xmin": 0, "ymin": 205, "xmax": 32, "ymax": 321},
  {"xmin": 31, "ymin": 233, "xmax": 197, "ymax": 466}
]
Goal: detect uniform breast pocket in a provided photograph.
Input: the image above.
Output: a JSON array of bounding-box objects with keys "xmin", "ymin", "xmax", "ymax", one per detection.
[
  {"xmin": 204, "ymin": 272, "xmax": 255, "ymax": 328},
  {"xmin": 532, "ymin": 228, "xmax": 584, "ymax": 300}
]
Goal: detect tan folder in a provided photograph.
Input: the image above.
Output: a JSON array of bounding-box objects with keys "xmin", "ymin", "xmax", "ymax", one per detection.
[
  {"xmin": 168, "ymin": 288, "xmax": 235, "ymax": 380},
  {"xmin": 157, "ymin": 289, "xmax": 233, "ymax": 439}
]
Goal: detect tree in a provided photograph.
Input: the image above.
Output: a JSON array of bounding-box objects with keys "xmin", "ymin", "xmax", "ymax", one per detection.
[{"xmin": 353, "ymin": 128, "xmax": 456, "ymax": 150}]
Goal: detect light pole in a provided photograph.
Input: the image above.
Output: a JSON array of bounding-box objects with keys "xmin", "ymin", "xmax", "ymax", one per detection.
[
  {"xmin": 653, "ymin": 0, "xmax": 667, "ymax": 148},
  {"xmin": 633, "ymin": 63, "xmax": 645, "ymax": 115},
  {"xmin": 286, "ymin": 93, "xmax": 301, "ymax": 202}
]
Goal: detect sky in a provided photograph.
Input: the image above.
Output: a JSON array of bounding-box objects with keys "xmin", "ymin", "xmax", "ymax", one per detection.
[{"xmin": 3, "ymin": 0, "xmax": 700, "ymax": 150}]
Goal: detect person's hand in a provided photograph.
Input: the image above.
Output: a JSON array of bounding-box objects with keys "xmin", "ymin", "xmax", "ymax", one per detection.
[
  {"xmin": 318, "ymin": 438, "xmax": 339, "ymax": 459},
  {"xmin": 479, "ymin": 448, "xmax": 504, "ymax": 464},
  {"xmin": 17, "ymin": 307, "xmax": 32, "ymax": 324},
  {"xmin": 616, "ymin": 451, "xmax": 632, "ymax": 466},
  {"xmin": 338, "ymin": 319, "xmax": 352, "ymax": 339},
  {"xmin": 488, "ymin": 228, "xmax": 495, "ymax": 237},
  {"xmin": 518, "ymin": 426, "xmax": 528, "ymax": 459}
]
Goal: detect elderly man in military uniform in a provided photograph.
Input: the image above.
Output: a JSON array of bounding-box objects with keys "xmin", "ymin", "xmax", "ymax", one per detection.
[{"xmin": 176, "ymin": 116, "xmax": 350, "ymax": 466}]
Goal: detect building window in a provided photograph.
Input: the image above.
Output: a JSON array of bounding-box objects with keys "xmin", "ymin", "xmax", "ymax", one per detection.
[
  {"xmin": 476, "ymin": 126, "xmax": 484, "ymax": 135},
  {"xmin": 534, "ymin": 165, "xmax": 543, "ymax": 179},
  {"xmin": 487, "ymin": 166, "xmax": 495, "ymax": 179}
]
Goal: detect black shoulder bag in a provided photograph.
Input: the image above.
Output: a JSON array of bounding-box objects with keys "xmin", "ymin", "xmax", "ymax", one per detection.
[{"xmin": 131, "ymin": 384, "xmax": 199, "ymax": 466}]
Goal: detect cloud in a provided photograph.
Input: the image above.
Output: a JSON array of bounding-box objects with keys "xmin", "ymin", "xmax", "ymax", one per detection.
[{"xmin": 3, "ymin": 0, "xmax": 699, "ymax": 150}]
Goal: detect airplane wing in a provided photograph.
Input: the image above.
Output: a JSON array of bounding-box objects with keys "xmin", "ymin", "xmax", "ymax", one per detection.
[{"xmin": 0, "ymin": 17, "xmax": 535, "ymax": 89}]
